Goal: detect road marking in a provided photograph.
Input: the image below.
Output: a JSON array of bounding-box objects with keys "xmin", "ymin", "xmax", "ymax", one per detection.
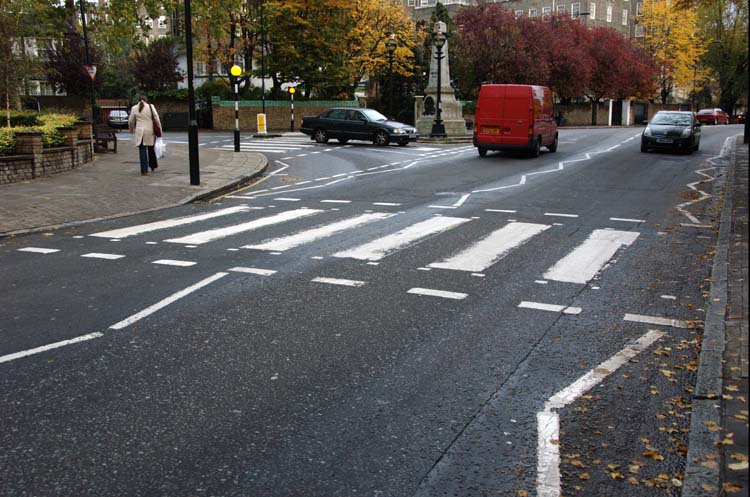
[
  {"xmin": 518, "ymin": 301, "xmax": 582, "ymax": 314},
  {"xmin": 89, "ymin": 206, "xmax": 253, "ymax": 239},
  {"xmin": 544, "ymin": 212, "xmax": 579, "ymax": 218},
  {"xmin": 228, "ymin": 267, "xmax": 277, "ymax": 276},
  {"xmin": 429, "ymin": 222, "xmax": 549, "ymax": 272},
  {"xmin": 17, "ymin": 247, "xmax": 59, "ymax": 254},
  {"xmin": 623, "ymin": 313, "xmax": 689, "ymax": 328},
  {"xmin": 81, "ymin": 253, "xmax": 125, "ymax": 260},
  {"xmin": 660, "ymin": 294, "xmax": 677, "ymax": 300},
  {"xmin": 535, "ymin": 280, "xmax": 549, "ymax": 284},
  {"xmin": 271, "ymin": 185, "xmax": 291, "ymax": 190},
  {"xmin": 680, "ymin": 223, "xmax": 713, "ymax": 229},
  {"xmin": 333, "ymin": 216, "xmax": 470, "ymax": 261},
  {"xmin": 610, "ymin": 217, "xmax": 645, "ymax": 223},
  {"xmin": 485, "ymin": 209, "xmax": 517, "ymax": 214},
  {"xmin": 373, "ymin": 202, "xmax": 402, "ymax": 206},
  {"xmin": 276, "ymin": 198, "xmax": 301, "ymax": 202},
  {"xmin": 543, "ymin": 229, "xmax": 640, "ymax": 284},
  {"xmin": 453, "ymin": 194, "xmax": 471, "ymax": 207},
  {"xmin": 676, "ymin": 137, "xmax": 732, "ymax": 224},
  {"xmin": 428, "ymin": 205, "xmax": 457, "ymax": 209},
  {"xmin": 312, "ymin": 277, "xmax": 367, "ymax": 287},
  {"xmin": 407, "ymin": 288, "xmax": 468, "ymax": 300},
  {"xmin": 110, "ymin": 272, "xmax": 228, "ymax": 330},
  {"xmin": 152, "ymin": 259, "xmax": 196, "ymax": 267},
  {"xmin": 243, "ymin": 212, "xmax": 392, "ymax": 252},
  {"xmin": 320, "ymin": 200, "xmax": 351, "ymax": 204},
  {"xmin": 165, "ymin": 208, "xmax": 322, "ymax": 245},
  {"xmin": 536, "ymin": 330, "xmax": 664, "ymax": 497},
  {"xmin": 0, "ymin": 332, "xmax": 104, "ymax": 365}
]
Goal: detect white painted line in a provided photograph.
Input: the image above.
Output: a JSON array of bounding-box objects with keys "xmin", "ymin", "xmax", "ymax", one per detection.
[
  {"xmin": 334, "ymin": 216, "xmax": 470, "ymax": 261},
  {"xmin": 73, "ymin": 236, "xmax": 84, "ymax": 239},
  {"xmin": 165, "ymin": 208, "xmax": 322, "ymax": 245},
  {"xmin": 366, "ymin": 262, "xmax": 380, "ymax": 266},
  {"xmin": 680, "ymin": 223, "xmax": 713, "ymax": 229},
  {"xmin": 544, "ymin": 229, "xmax": 639, "ymax": 284},
  {"xmin": 518, "ymin": 301, "xmax": 582, "ymax": 314},
  {"xmin": 536, "ymin": 330, "xmax": 664, "ymax": 497},
  {"xmin": 110, "ymin": 272, "xmax": 228, "ymax": 330},
  {"xmin": 244, "ymin": 212, "xmax": 392, "ymax": 252},
  {"xmin": 485, "ymin": 209, "xmax": 517, "ymax": 214},
  {"xmin": 90, "ymin": 206, "xmax": 252, "ymax": 239},
  {"xmin": 320, "ymin": 200, "xmax": 351, "ymax": 204},
  {"xmin": 534, "ymin": 280, "xmax": 549, "ymax": 285},
  {"xmin": 81, "ymin": 253, "xmax": 125, "ymax": 260},
  {"xmin": 544, "ymin": 212, "xmax": 579, "ymax": 218},
  {"xmin": 453, "ymin": 194, "xmax": 471, "ymax": 207},
  {"xmin": 428, "ymin": 205, "xmax": 458, "ymax": 209},
  {"xmin": 109, "ymin": 239, "xmax": 121, "ymax": 242},
  {"xmin": 417, "ymin": 267, "xmax": 431, "ymax": 271},
  {"xmin": 276, "ymin": 198, "xmax": 301, "ymax": 202},
  {"xmin": 228, "ymin": 267, "xmax": 277, "ymax": 276},
  {"xmin": 373, "ymin": 202, "xmax": 402, "ymax": 206},
  {"xmin": 311, "ymin": 256, "xmax": 324, "ymax": 260},
  {"xmin": 17, "ymin": 247, "xmax": 59, "ymax": 254},
  {"xmin": 295, "ymin": 181, "xmax": 312, "ymax": 185},
  {"xmin": 316, "ymin": 177, "xmax": 332, "ymax": 181},
  {"xmin": 407, "ymin": 288, "xmax": 468, "ymax": 300},
  {"xmin": 429, "ymin": 222, "xmax": 549, "ymax": 272},
  {"xmin": 271, "ymin": 185, "xmax": 291, "ymax": 190},
  {"xmin": 471, "ymin": 273, "xmax": 486, "ymax": 278},
  {"xmin": 660, "ymin": 295, "xmax": 677, "ymax": 300},
  {"xmin": 312, "ymin": 277, "xmax": 366, "ymax": 287},
  {"xmin": 610, "ymin": 217, "xmax": 645, "ymax": 223},
  {"xmin": 623, "ymin": 313, "xmax": 689, "ymax": 328},
  {"xmin": 152, "ymin": 259, "xmax": 196, "ymax": 267},
  {"xmin": 146, "ymin": 242, "xmax": 158, "ymax": 245},
  {"xmin": 0, "ymin": 332, "xmax": 104, "ymax": 365},
  {"xmin": 331, "ymin": 173, "xmax": 348, "ymax": 178}
]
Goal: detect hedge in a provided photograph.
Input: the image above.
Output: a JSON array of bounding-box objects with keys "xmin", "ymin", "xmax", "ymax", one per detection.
[{"xmin": 0, "ymin": 112, "xmax": 78, "ymax": 154}]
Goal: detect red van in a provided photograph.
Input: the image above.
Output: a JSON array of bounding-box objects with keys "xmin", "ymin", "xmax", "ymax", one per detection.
[{"xmin": 473, "ymin": 84, "xmax": 558, "ymax": 158}]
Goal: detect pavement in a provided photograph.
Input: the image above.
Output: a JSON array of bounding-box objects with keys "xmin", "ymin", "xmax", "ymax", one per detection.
[
  {"xmin": 0, "ymin": 128, "xmax": 747, "ymax": 494},
  {"xmin": 0, "ymin": 133, "xmax": 267, "ymax": 236}
]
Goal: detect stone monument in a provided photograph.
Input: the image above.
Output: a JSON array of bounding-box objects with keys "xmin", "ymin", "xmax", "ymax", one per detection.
[{"xmin": 415, "ymin": 22, "xmax": 467, "ymax": 138}]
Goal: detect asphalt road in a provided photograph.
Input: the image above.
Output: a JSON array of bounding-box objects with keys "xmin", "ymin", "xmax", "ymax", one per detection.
[{"xmin": 0, "ymin": 125, "xmax": 741, "ymax": 496}]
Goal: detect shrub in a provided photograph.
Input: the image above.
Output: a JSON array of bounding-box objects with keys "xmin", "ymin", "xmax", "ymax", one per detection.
[
  {"xmin": 0, "ymin": 128, "xmax": 16, "ymax": 155},
  {"xmin": 6, "ymin": 111, "xmax": 39, "ymax": 127},
  {"xmin": 38, "ymin": 113, "xmax": 78, "ymax": 128}
]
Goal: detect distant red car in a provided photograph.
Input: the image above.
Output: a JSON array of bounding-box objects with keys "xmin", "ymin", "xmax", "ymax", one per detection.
[{"xmin": 696, "ymin": 108, "xmax": 730, "ymax": 125}]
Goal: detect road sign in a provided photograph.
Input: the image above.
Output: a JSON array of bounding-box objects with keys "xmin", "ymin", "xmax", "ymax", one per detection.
[{"xmin": 83, "ymin": 64, "xmax": 97, "ymax": 81}]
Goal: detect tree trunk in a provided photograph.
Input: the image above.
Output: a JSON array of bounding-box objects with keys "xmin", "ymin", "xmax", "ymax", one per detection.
[{"xmin": 591, "ymin": 100, "xmax": 598, "ymax": 126}]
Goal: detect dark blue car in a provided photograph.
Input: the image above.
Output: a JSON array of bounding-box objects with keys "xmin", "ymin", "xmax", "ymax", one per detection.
[{"xmin": 301, "ymin": 108, "xmax": 419, "ymax": 147}]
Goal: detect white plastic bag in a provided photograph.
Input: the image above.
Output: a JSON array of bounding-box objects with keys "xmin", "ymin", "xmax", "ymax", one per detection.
[{"xmin": 154, "ymin": 137, "xmax": 167, "ymax": 158}]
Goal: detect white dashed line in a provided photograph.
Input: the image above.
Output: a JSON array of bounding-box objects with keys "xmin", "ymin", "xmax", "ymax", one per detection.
[
  {"xmin": 312, "ymin": 277, "xmax": 367, "ymax": 287},
  {"xmin": 320, "ymin": 200, "xmax": 351, "ymax": 204},
  {"xmin": 610, "ymin": 217, "xmax": 645, "ymax": 223},
  {"xmin": 623, "ymin": 313, "xmax": 689, "ymax": 328},
  {"xmin": 228, "ymin": 267, "xmax": 277, "ymax": 276},
  {"xmin": 518, "ymin": 301, "xmax": 582, "ymax": 314},
  {"xmin": 660, "ymin": 295, "xmax": 677, "ymax": 300},
  {"xmin": 544, "ymin": 212, "xmax": 579, "ymax": 218},
  {"xmin": 407, "ymin": 288, "xmax": 467, "ymax": 300},
  {"xmin": 17, "ymin": 247, "xmax": 59, "ymax": 254},
  {"xmin": 485, "ymin": 209, "xmax": 517, "ymax": 214},
  {"xmin": 81, "ymin": 253, "xmax": 125, "ymax": 260},
  {"xmin": 152, "ymin": 259, "xmax": 196, "ymax": 267}
]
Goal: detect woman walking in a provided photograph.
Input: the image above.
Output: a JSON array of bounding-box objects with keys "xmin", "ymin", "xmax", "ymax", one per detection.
[{"xmin": 128, "ymin": 95, "xmax": 162, "ymax": 175}]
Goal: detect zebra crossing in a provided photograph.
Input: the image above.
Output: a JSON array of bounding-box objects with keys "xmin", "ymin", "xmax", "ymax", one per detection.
[
  {"xmin": 214, "ymin": 136, "xmax": 319, "ymax": 154},
  {"xmin": 65, "ymin": 205, "xmax": 642, "ymax": 285}
]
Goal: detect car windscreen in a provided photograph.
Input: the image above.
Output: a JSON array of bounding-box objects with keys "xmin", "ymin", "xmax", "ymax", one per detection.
[
  {"xmin": 651, "ymin": 114, "xmax": 692, "ymax": 126},
  {"xmin": 361, "ymin": 109, "xmax": 388, "ymax": 122}
]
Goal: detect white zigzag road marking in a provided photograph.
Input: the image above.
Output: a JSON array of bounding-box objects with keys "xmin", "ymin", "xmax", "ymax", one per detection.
[{"xmin": 676, "ymin": 136, "xmax": 734, "ymax": 225}]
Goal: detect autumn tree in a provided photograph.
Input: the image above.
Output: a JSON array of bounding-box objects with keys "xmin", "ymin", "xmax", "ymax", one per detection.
[
  {"xmin": 637, "ymin": 0, "xmax": 707, "ymax": 103},
  {"xmin": 130, "ymin": 37, "xmax": 184, "ymax": 92},
  {"xmin": 45, "ymin": 28, "xmax": 104, "ymax": 97}
]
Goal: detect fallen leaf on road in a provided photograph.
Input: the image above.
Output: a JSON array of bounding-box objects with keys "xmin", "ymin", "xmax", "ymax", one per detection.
[
  {"xmin": 722, "ymin": 482, "xmax": 743, "ymax": 493},
  {"xmin": 578, "ymin": 473, "xmax": 590, "ymax": 480},
  {"xmin": 728, "ymin": 461, "xmax": 748, "ymax": 471}
]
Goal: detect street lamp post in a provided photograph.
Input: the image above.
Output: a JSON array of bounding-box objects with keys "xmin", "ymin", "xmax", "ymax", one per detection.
[
  {"xmin": 184, "ymin": 0, "xmax": 200, "ymax": 185},
  {"xmin": 78, "ymin": 0, "xmax": 96, "ymax": 123},
  {"xmin": 430, "ymin": 29, "xmax": 447, "ymax": 138},
  {"xmin": 386, "ymin": 36, "xmax": 397, "ymax": 119}
]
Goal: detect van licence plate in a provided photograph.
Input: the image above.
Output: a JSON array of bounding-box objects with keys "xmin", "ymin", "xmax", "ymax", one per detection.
[{"xmin": 482, "ymin": 127, "xmax": 500, "ymax": 135}]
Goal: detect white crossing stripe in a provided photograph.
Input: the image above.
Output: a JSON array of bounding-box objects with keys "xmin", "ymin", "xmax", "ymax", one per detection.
[
  {"xmin": 17, "ymin": 247, "xmax": 59, "ymax": 254},
  {"xmin": 90, "ymin": 206, "xmax": 253, "ymax": 239},
  {"xmin": 164, "ymin": 208, "xmax": 323, "ymax": 245},
  {"xmin": 153, "ymin": 259, "xmax": 196, "ymax": 267},
  {"xmin": 623, "ymin": 313, "xmax": 689, "ymax": 328},
  {"xmin": 228, "ymin": 267, "xmax": 277, "ymax": 276},
  {"xmin": 543, "ymin": 229, "xmax": 640, "ymax": 284},
  {"xmin": 243, "ymin": 212, "xmax": 393, "ymax": 252},
  {"xmin": 312, "ymin": 277, "xmax": 367, "ymax": 287},
  {"xmin": 429, "ymin": 222, "xmax": 549, "ymax": 272},
  {"xmin": 407, "ymin": 288, "xmax": 468, "ymax": 300},
  {"xmin": 518, "ymin": 301, "xmax": 582, "ymax": 314},
  {"xmin": 333, "ymin": 216, "xmax": 471, "ymax": 261},
  {"xmin": 81, "ymin": 253, "xmax": 125, "ymax": 260}
]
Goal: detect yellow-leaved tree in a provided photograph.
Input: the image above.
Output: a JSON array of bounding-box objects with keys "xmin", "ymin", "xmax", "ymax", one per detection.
[{"xmin": 638, "ymin": 0, "xmax": 708, "ymax": 103}]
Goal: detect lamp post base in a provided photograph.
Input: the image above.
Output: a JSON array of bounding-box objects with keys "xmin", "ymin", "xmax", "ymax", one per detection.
[{"xmin": 430, "ymin": 121, "xmax": 447, "ymax": 138}]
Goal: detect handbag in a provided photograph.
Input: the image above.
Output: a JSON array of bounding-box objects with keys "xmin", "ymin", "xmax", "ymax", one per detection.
[{"xmin": 150, "ymin": 104, "xmax": 162, "ymax": 137}]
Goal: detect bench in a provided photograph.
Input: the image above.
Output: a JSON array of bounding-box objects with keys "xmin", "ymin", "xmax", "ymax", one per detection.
[{"xmin": 94, "ymin": 125, "xmax": 117, "ymax": 153}]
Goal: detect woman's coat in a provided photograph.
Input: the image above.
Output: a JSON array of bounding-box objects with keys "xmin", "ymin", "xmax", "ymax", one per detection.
[{"xmin": 128, "ymin": 103, "xmax": 162, "ymax": 147}]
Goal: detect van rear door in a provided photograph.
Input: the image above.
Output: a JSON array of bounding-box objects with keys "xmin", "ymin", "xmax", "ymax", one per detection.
[
  {"xmin": 476, "ymin": 85, "xmax": 505, "ymax": 141},
  {"xmin": 501, "ymin": 85, "xmax": 533, "ymax": 147}
]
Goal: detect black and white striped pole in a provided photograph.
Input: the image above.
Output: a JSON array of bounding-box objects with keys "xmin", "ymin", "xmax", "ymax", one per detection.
[
  {"xmin": 289, "ymin": 87, "xmax": 296, "ymax": 132},
  {"xmin": 230, "ymin": 65, "xmax": 242, "ymax": 152}
]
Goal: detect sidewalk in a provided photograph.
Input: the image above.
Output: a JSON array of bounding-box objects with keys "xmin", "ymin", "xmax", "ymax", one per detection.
[
  {"xmin": 684, "ymin": 136, "xmax": 749, "ymax": 496},
  {"xmin": 0, "ymin": 139, "xmax": 267, "ymax": 236}
]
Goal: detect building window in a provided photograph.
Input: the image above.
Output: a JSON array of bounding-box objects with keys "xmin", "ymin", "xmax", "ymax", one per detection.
[
  {"xmin": 158, "ymin": 16, "xmax": 167, "ymax": 28},
  {"xmin": 557, "ymin": 4, "xmax": 566, "ymax": 15},
  {"xmin": 145, "ymin": 18, "xmax": 153, "ymax": 28},
  {"xmin": 542, "ymin": 6, "xmax": 551, "ymax": 16},
  {"xmin": 590, "ymin": 2, "xmax": 596, "ymax": 19},
  {"xmin": 571, "ymin": 3, "xmax": 580, "ymax": 16},
  {"xmin": 635, "ymin": 24, "xmax": 644, "ymax": 37},
  {"xmin": 622, "ymin": 9, "xmax": 628, "ymax": 24},
  {"xmin": 529, "ymin": 8, "xmax": 538, "ymax": 16},
  {"xmin": 515, "ymin": 9, "xmax": 524, "ymax": 17},
  {"xmin": 606, "ymin": 5, "xmax": 612, "ymax": 22},
  {"xmin": 420, "ymin": 0, "xmax": 428, "ymax": 6},
  {"xmin": 407, "ymin": 0, "xmax": 415, "ymax": 5},
  {"xmin": 636, "ymin": 2, "xmax": 642, "ymax": 16}
]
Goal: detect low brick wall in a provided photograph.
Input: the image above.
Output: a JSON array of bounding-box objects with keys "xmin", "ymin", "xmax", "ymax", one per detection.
[
  {"xmin": 0, "ymin": 121, "xmax": 94, "ymax": 185},
  {"xmin": 212, "ymin": 100, "xmax": 360, "ymax": 132}
]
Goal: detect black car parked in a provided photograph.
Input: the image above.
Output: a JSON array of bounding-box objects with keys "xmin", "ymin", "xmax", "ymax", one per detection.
[
  {"xmin": 300, "ymin": 108, "xmax": 419, "ymax": 146},
  {"xmin": 641, "ymin": 111, "xmax": 701, "ymax": 154}
]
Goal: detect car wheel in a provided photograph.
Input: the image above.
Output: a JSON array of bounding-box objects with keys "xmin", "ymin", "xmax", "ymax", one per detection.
[
  {"xmin": 478, "ymin": 146, "xmax": 487, "ymax": 157},
  {"xmin": 314, "ymin": 128, "xmax": 329, "ymax": 143},
  {"xmin": 547, "ymin": 134, "xmax": 558, "ymax": 153},
  {"xmin": 374, "ymin": 130, "xmax": 390, "ymax": 146},
  {"xmin": 337, "ymin": 138, "xmax": 349, "ymax": 144},
  {"xmin": 397, "ymin": 140, "xmax": 408, "ymax": 147},
  {"xmin": 641, "ymin": 143, "xmax": 649, "ymax": 153},
  {"xmin": 529, "ymin": 137, "xmax": 541, "ymax": 158}
]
